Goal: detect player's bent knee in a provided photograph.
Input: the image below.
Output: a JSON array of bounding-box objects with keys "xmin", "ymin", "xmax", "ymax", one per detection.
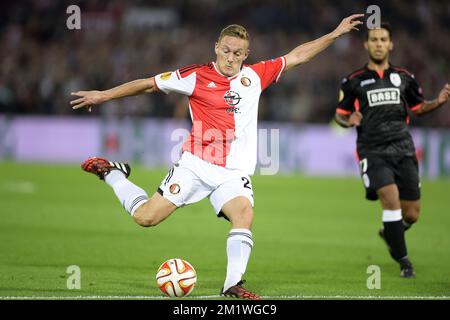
[
  {"xmin": 133, "ymin": 214, "xmax": 157, "ymax": 227},
  {"xmin": 402, "ymin": 201, "xmax": 421, "ymax": 224},
  {"xmin": 133, "ymin": 201, "xmax": 176, "ymax": 228},
  {"xmin": 221, "ymin": 197, "xmax": 254, "ymax": 229},
  {"xmin": 133, "ymin": 206, "xmax": 160, "ymax": 228},
  {"xmin": 404, "ymin": 208, "xmax": 420, "ymax": 224},
  {"xmin": 233, "ymin": 204, "xmax": 254, "ymax": 226},
  {"xmin": 406, "ymin": 215, "xmax": 419, "ymax": 224}
]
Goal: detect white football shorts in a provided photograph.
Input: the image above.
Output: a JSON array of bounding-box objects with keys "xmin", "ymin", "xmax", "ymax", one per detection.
[{"xmin": 158, "ymin": 151, "xmax": 254, "ymax": 216}]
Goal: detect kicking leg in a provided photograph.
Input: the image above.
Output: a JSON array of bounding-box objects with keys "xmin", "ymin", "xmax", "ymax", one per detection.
[{"xmin": 81, "ymin": 157, "xmax": 177, "ymax": 226}]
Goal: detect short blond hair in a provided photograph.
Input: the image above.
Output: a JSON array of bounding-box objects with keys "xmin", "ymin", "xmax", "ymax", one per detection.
[{"xmin": 218, "ymin": 24, "xmax": 250, "ymax": 44}]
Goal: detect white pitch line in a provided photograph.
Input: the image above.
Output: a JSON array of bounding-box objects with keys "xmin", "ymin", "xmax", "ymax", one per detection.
[{"xmin": 1, "ymin": 295, "xmax": 449, "ymax": 300}]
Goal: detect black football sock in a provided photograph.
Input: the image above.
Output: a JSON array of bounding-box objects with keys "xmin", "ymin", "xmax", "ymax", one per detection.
[
  {"xmin": 382, "ymin": 210, "xmax": 408, "ymax": 261},
  {"xmin": 383, "ymin": 220, "xmax": 408, "ymax": 261}
]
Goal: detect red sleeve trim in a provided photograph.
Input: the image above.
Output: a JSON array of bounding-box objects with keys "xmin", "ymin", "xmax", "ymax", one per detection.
[
  {"xmin": 348, "ymin": 69, "xmax": 365, "ymax": 80},
  {"xmin": 152, "ymin": 77, "xmax": 159, "ymax": 92},
  {"xmin": 410, "ymin": 103, "xmax": 423, "ymax": 112},
  {"xmin": 354, "ymin": 98, "xmax": 360, "ymax": 112},
  {"xmin": 336, "ymin": 108, "xmax": 352, "ymax": 115},
  {"xmin": 177, "ymin": 64, "xmax": 203, "ymax": 79},
  {"xmin": 275, "ymin": 56, "xmax": 286, "ymax": 83},
  {"xmin": 393, "ymin": 67, "xmax": 413, "ymax": 76}
]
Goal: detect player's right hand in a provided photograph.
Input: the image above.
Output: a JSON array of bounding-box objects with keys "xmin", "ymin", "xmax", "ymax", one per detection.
[
  {"xmin": 349, "ymin": 111, "xmax": 363, "ymax": 127},
  {"xmin": 70, "ymin": 90, "xmax": 106, "ymax": 112},
  {"xmin": 437, "ymin": 83, "xmax": 450, "ymax": 105},
  {"xmin": 333, "ymin": 14, "xmax": 365, "ymax": 37}
]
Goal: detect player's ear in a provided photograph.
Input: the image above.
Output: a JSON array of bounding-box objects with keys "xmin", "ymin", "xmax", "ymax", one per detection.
[
  {"xmin": 388, "ymin": 41, "xmax": 394, "ymax": 51},
  {"xmin": 215, "ymin": 42, "xmax": 219, "ymax": 55},
  {"xmin": 243, "ymin": 48, "xmax": 250, "ymax": 61},
  {"xmin": 364, "ymin": 41, "xmax": 369, "ymax": 51}
]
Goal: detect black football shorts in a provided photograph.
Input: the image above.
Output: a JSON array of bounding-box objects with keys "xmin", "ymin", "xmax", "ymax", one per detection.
[{"xmin": 358, "ymin": 154, "xmax": 420, "ymax": 201}]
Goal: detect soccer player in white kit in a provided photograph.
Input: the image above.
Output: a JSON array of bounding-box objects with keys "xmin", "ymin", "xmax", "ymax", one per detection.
[{"xmin": 71, "ymin": 14, "xmax": 363, "ymax": 299}]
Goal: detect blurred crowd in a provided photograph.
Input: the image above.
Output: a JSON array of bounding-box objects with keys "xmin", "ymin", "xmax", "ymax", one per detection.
[{"xmin": 1, "ymin": 0, "xmax": 449, "ymax": 127}]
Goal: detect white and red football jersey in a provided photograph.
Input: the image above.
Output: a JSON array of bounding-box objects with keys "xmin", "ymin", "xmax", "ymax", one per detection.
[{"xmin": 154, "ymin": 57, "xmax": 286, "ymax": 175}]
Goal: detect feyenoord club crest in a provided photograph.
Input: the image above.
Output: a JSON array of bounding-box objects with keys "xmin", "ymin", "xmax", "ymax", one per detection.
[
  {"xmin": 390, "ymin": 73, "xmax": 401, "ymax": 87},
  {"xmin": 169, "ymin": 183, "xmax": 181, "ymax": 194},
  {"xmin": 241, "ymin": 77, "xmax": 251, "ymax": 87}
]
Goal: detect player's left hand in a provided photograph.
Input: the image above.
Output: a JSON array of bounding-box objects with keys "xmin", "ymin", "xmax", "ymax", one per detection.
[
  {"xmin": 349, "ymin": 111, "xmax": 363, "ymax": 127},
  {"xmin": 333, "ymin": 14, "xmax": 365, "ymax": 38},
  {"xmin": 70, "ymin": 90, "xmax": 106, "ymax": 112},
  {"xmin": 437, "ymin": 83, "xmax": 450, "ymax": 105}
]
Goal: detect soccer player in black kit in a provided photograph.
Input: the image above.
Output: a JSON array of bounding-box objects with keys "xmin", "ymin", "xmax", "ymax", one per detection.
[{"xmin": 334, "ymin": 23, "xmax": 450, "ymax": 278}]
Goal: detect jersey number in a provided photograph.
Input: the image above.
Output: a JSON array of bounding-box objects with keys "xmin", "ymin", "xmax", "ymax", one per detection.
[
  {"xmin": 359, "ymin": 158, "xmax": 368, "ymax": 173},
  {"xmin": 242, "ymin": 177, "xmax": 252, "ymax": 190}
]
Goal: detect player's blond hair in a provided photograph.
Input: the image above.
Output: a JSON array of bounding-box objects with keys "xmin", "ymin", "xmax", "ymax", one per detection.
[{"xmin": 218, "ymin": 24, "xmax": 250, "ymax": 44}]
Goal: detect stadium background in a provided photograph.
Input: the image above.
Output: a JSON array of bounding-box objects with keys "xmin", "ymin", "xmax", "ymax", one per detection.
[{"xmin": 0, "ymin": 0, "xmax": 449, "ymax": 300}]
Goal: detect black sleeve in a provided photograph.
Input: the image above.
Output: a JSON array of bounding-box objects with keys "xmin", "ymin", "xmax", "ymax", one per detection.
[
  {"xmin": 336, "ymin": 77, "xmax": 355, "ymax": 115},
  {"xmin": 404, "ymin": 74, "xmax": 424, "ymax": 109}
]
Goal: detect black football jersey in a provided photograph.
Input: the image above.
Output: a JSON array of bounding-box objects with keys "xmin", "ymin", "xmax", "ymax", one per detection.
[{"xmin": 336, "ymin": 64, "xmax": 424, "ymax": 157}]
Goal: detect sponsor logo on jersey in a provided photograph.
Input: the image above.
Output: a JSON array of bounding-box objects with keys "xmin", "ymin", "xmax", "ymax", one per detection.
[
  {"xmin": 207, "ymin": 81, "xmax": 217, "ymax": 88},
  {"xmin": 241, "ymin": 77, "xmax": 251, "ymax": 87},
  {"xmin": 160, "ymin": 72, "xmax": 172, "ymax": 81},
  {"xmin": 224, "ymin": 90, "xmax": 241, "ymax": 106},
  {"xmin": 390, "ymin": 73, "xmax": 402, "ymax": 87},
  {"xmin": 169, "ymin": 183, "xmax": 181, "ymax": 194},
  {"xmin": 360, "ymin": 78, "xmax": 376, "ymax": 87},
  {"xmin": 367, "ymin": 88, "xmax": 400, "ymax": 107},
  {"xmin": 226, "ymin": 107, "xmax": 241, "ymax": 114}
]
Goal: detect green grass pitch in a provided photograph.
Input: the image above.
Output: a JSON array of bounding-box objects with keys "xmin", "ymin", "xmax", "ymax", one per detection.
[{"xmin": 0, "ymin": 162, "xmax": 449, "ymax": 299}]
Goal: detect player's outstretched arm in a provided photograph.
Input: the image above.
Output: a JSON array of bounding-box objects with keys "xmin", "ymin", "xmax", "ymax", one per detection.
[
  {"xmin": 283, "ymin": 14, "xmax": 364, "ymax": 72},
  {"xmin": 70, "ymin": 77, "xmax": 156, "ymax": 111},
  {"xmin": 412, "ymin": 83, "xmax": 450, "ymax": 116}
]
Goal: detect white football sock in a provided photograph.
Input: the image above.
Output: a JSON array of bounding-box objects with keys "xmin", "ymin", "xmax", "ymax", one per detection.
[
  {"xmin": 223, "ymin": 228, "xmax": 253, "ymax": 292},
  {"xmin": 104, "ymin": 170, "xmax": 148, "ymax": 216}
]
